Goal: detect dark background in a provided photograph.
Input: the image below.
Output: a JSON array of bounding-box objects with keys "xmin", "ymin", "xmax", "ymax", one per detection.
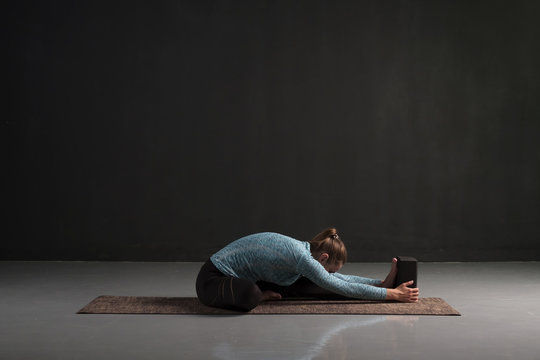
[{"xmin": 3, "ymin": 0, "xmax": 539, "ymax": 262}]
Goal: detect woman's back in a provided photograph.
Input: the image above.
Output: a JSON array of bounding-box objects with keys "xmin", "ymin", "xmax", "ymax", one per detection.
[{"xmin": 210, "ymin": 232, "xmax": 310, "ymax": 285}]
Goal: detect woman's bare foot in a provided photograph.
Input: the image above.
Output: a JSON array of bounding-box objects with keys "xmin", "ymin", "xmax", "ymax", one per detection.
[
  {"xmin": 261, "ymin": 290, "xmax": 282, "ymax": 301},
  {"xmin": 380, "ymin": 258, "xmax": 398, "ymax": 288}
]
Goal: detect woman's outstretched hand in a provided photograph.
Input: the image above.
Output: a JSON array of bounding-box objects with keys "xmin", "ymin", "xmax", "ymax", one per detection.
[{"xmin": 386, "ymin": 281, "xmax": 419, "ymax": 303}]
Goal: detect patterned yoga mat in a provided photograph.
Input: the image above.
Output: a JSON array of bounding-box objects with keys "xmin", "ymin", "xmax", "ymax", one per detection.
[{"xmin": 78, "ymin": 296, "xmax": 460, "ymax": 316}]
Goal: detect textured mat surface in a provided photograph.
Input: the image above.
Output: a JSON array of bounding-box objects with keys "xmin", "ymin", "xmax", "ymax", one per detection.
[{"xmin": 78, "ymin": 296, "xmax": 460, "ymax": 315}]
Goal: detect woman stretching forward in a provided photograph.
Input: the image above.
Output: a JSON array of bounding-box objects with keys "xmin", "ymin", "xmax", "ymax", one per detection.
[{"xmin": 196, "ymin": 228, "xmax": 419, "ymax": 311}]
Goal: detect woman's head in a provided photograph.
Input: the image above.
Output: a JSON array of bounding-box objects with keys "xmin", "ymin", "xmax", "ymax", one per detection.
[{"xmin": 309, "ymin": 227, "xmax": 347, "ymax": 272}]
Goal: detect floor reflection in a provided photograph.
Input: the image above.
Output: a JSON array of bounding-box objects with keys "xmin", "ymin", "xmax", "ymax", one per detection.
[{"xmin": 211, "ymin": 315, "xmax": 419, "ymax": 360}]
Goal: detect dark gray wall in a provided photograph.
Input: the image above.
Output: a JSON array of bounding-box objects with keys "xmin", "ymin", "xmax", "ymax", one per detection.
[{"xmin": 3, "ymin": 0, "xmax": 540, "ymax": 261}]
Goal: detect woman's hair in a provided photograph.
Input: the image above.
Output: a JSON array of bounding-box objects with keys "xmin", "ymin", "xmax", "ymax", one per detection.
[{"xmin": 309, "ymin": 227, "xmax": 347, "ymax": 265}]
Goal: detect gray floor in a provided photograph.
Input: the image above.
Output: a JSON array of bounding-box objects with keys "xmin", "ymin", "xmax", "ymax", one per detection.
[{"xmin": 1, "ymin": 261, "xmax": 539, "ymax": 360}]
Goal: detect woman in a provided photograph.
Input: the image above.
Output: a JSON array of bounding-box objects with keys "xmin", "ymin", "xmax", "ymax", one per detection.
[{"xmin": 196, "ymin": 228, "xmax": 419, "ymax": 311}]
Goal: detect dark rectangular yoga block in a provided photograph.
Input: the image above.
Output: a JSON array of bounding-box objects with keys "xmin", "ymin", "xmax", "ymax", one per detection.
[{"xmin": 393, "ymin": 256, "xmax": 418, "ymax": 288}]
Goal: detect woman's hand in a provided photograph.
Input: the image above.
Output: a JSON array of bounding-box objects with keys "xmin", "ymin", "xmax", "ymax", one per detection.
[{"xmin": 386, "ymin": 281, "xmax": 419, "ymax": 303}]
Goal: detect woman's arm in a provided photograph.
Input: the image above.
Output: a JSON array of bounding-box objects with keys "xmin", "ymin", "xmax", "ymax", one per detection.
[
  {"xmin": 332, "ymin": 272, "xmax": 419, "ymax": 302},
  {"xmin": 297, "ymin": 256, "xmax": 387, "ymax": 300},
  {"xmin": 297, "ymin": 255, "xmax": 419, "ymax": 302},
  {"xmin": 330, "ymin": 258, "xmax": 399, "ymax": 288},
  {"xmin": 331, "ymin": 272, "xmax": 382, "ymax": 286}
]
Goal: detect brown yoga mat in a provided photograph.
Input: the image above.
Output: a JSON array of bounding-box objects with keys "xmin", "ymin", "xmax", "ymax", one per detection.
[{"xmin": 78, "ymin": 296, "xmax": 460, "ymax": 316}]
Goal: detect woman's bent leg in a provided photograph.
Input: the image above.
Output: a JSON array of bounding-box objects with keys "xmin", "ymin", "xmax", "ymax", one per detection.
[{"xmin": 196, "ymin": 260, "xmax": 262, "ymax": 312}]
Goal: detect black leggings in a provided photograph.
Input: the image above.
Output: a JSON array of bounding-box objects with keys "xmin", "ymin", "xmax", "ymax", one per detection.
[
  {"xmin": 196, "ymin": 260, "xmax": 263, "ymax": 312},
  {"xmin": 195, "ymin": 260, "xmax": 350, "ymax": 312}
]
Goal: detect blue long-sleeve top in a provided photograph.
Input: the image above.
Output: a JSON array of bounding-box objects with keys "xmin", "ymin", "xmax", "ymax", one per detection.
[{"xmin": 210, "ymin": 232, "xmax": 387, "ymax": 300}]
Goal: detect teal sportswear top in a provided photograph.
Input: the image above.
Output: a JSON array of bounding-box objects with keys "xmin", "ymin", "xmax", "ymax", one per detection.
[{"xmin": 210, "ymin": 232, "xmax": 387, "ymax": 300}]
